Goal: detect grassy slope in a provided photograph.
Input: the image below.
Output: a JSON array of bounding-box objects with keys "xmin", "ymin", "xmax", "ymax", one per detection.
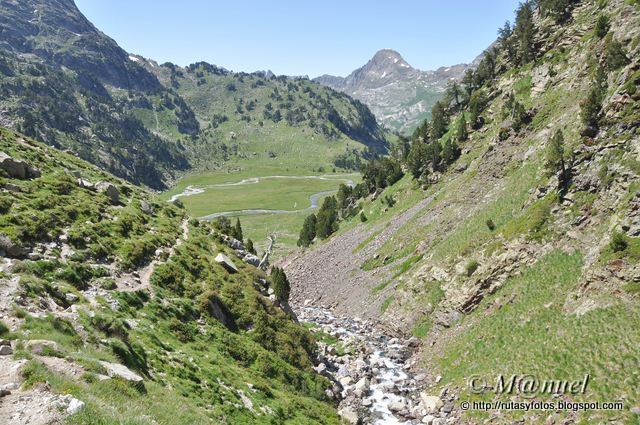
[
  {"xmin": 0, "ymin": 128, "xmax": 339, "ymax": 424},
  {"xmin": 309, "ymin": 1, "xmax": 640, "ymax": 422}
]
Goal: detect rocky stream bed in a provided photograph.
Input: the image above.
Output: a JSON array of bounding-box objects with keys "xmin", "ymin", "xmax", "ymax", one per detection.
[{"xmin": 296, "ymin": 306, "xmax": 456, "ymax": 425}]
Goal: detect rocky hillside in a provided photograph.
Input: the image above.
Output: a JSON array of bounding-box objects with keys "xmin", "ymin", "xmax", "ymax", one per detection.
[
  {"xmin": 0, "ymin": 127, "xmax": 341, "ymax": 424},
  {"xmin": 0, "ymin": 0, "xmax": 389, "ymax": 188},
  {"xmin": 287, "ymin": 0, "xmax": 640, "ymax": 423},
  {"xmin": 0, "ymin": 0, "xmax": 193, "ymax": 189},
  {"xmin": 315, "ymin": 49, "xmax": 476, "ymax": 133}
]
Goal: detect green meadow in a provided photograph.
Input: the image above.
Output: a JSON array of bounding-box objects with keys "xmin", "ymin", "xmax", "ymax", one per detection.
[{"xmin": 162, "ymin": 168, "xmax": 360, "ymax": 256}]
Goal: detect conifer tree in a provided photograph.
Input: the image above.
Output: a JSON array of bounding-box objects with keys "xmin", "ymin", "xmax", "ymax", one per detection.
[
  {"xmin": 270, "ymin": 267, "xmax": 291, "ymax": 303},
  {"xmin": 442, "ymin": 139, "xmax": 460, "ymax": 165},
  {"xmin": 316, "ymin": 196, "xmax": 339, "ymax": 239},
  {"xmin": 430, "ymin": 101, "xmax": 448, "ymax": 140},
  {"xmin": 514, "ymin": 2, "xmax": 536, "ymax": 65},
  {"xmin": 297, "ymin": 214, "xmax": 317, "ymax": 247},
  {"xmin": 456, "ymin": 115, "xmax": 468, "ymax": 142},
  {"xmin": 232, "ymin": 217, "xmax": 243, "ymax": 241},
  {"xmin": 595, "ymin": 15, "xmax": 610, "ymax": 39},
  {"xmin": 545, "ymin": 129, "xmax": 566, "ymax": 187},
  {"xmin": 246, "ymin": 238, "xmax": 257, "ymax": 255}
]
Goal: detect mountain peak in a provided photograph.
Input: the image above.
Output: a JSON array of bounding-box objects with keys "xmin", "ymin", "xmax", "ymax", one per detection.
[{"xmin": 367, "ymin": 49, "xmax": 412, "ymax": 72}]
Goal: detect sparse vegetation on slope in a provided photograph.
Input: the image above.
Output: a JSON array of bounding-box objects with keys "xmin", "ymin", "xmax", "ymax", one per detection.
[{"xmin": 0, "ymin": 128, "xmax": 339, "ymax": 424}]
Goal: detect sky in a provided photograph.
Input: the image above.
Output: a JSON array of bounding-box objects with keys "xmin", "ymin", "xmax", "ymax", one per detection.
[{"xmin": 75, "ymin": 0, "xmax": 521, "ymax": 78}]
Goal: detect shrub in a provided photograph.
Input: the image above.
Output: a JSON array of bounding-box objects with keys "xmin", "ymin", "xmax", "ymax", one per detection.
[
  {"xmin": 610, "ymin": 232, "xmax": 628, "ymax": 253},
  {"xmin": 595, "ymin": 15, "xmax": 610, "ymax": 38},
  {"xmin": 606, "ymin": 39, "xmax": 629, "ymax": 71},
  {"xmin": 0, "ymin": 320, "xmax": 9, "ymax": 336},
  {"xmin": 465, "ymin": 260, "xmax": 480, "ymax": 277},
  {"xmin": 486, "ymin": 219, "xmax": 496, "ymax": 231},
  {"xmin": 360, "ymin": 212, "xmax": 368, "ymax": 222},
  {"xmin": 383, "ymin": 195, "xmax": 396, "ymax": 208}
]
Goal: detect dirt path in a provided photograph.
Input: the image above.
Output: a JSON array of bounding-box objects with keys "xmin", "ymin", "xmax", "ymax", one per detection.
[
  {"xmin": 283, "ymin": 195, "xmax": 434, "ymax": 328},
  {"xmin": 115, "ymin": 218, "xmax": 189, "ymax": 293}
]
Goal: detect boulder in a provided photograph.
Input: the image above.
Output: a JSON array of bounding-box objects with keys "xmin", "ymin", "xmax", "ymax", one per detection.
[
  {"xmin": 66, "ymin": 397, "xmax": 85, "ymax": 415},
  {"xmin": 242, "ymin": 253, "xmax": 261, "ymax": 267},
  {"xmin": 422, "ymin": 414, "xmax": 436, "ymax": 424},
  {"xmin": 337, "ymin": 406, "xmax": 360, "ymax": 424},
  {"xmin": 420, "ymin": 393, "xmax": 444, "ymax": 414},
  {"xmin": 77, "ymin": 179, "xmax": 94, "ymax": 189},
  {"xmin": 98, "ymin": 361, "xmax": 144, "ymax": 383},
  {"xmin": 354, "ymin": 377, "xmax": 370, "ymax": 397},
  {"xmin": 0, "ymin": 233, "xmax": 28, "ymax": 258},
  {"xmin": 140, "ymin": 200, "xmax": 153, "ymax": 215},
  {"xmin": 95, "ymin": 181, "xmax": 120, "ymax": 204},
  {"xmin": 26, "ymin": 340, "xmax": 60, "ymax": 354},
  {"xmin": 0, "ymin": 345, "xmax": 13, "ymax": 355},
  {"xmin": 3, "ymin": 183, "xmax": 21, "ymax": 192},
  {"xmin": 0, "ymin": 152, "xmax": 27, "ymax": 179},
  {"xmin": 65, "ymin": 293, "xmax": 79, "ymax": 303},
  {"xmin": 214, "ymin": 253, "xmax": 238, "ymax": 273}
]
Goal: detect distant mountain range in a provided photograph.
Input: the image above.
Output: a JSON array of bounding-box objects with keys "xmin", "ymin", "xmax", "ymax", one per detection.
[{"xmin": 315, "ymin": 49, "xmax": 481, "ymax": 133}]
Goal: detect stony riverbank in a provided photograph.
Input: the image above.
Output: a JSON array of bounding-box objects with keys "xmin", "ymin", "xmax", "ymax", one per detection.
[{"xmin": 297, "ymin": 306, "xmax": 459, "ymax": 424}]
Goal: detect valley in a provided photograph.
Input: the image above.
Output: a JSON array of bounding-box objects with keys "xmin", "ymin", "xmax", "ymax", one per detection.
[
  {"xmin": 163, "ymin": 170, "xmax": 358, "ymax": 256},
  {"xmin": 0, "ymin": 0, "xmax": 639, "ymax": 424}
]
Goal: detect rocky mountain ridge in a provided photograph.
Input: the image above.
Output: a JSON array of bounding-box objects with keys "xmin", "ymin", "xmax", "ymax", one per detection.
[{"xmin": 315, "ymin": 49, "xmax": 477, "ymax": 133}]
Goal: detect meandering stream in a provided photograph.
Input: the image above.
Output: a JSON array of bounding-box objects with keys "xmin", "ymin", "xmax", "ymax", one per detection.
[{"xmin": 167, "ymin": 175, "xmax": 355, "ymax": 219}]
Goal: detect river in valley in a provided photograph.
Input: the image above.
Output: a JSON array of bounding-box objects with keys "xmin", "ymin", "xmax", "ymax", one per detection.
[{"xmin": 296, "ymin": 306, "xmax": 452, "ymax": 425}]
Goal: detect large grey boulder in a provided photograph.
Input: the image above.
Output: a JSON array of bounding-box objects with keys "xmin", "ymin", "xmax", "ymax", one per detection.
[
  {"xmin": 215, "ymin": 253, "xmax": 238, "ymax": 273},
  {"xmin": 140, "ymin": 200, "xmax": 154, "ymax": 215},
  {"xmin": 0, "ymin": 233, "xmax": 28, "ymax": 258},
  {"xmin": 0, "ymin": 152, "xmax": 40, "ymax": 179},
  {"xmin": 98, "ymin": 361, "xmax": 144, "ymax": 383},
  {"xmin": 242, "ymin": 253, "xmax": 261, "ymax": 267},
  {"xmin": 420, "ymin": 393, "xmax": 444, "ymax": 414},
  {"xmin": 95, "ymin": 181, "xmax": 120, "ymax": 204}
]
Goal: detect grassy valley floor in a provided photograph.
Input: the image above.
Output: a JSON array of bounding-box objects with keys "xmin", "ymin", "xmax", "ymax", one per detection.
[{"xmin": 162, "ymin": 166, "xmax": 359, "ymax": 257}]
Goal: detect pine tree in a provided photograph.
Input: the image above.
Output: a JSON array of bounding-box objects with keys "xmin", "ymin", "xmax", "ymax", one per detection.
[
  {"xmin": 270, "ymin": 267, "xmax": 290, "ymax": 303},
  {"xmin": 430, "ymin": 101, "xmax": 448, "ymax": 140},
  {"xmin": 232, "ymin": 217, "xmax": 243, "ymax": 241},
  {"xmin": 246, "ymin": 238, "xmax": 257, "ymax": 255},
  {"xmin": 468, "ymin": 90, "xmax": 487, "ymax": 129},
  {"xmin": 456, "ymin": 115, "xmax": 468, "ymax": 142},
  {"xmin": 407, "ymin": 140, "xmax": 429, "ymax": 179},
  {"xmin": 514, "ymin": 2, "xmax": 536, "ymax": 65},
  {"xmin": 595, "ymin": 15, "xmax": 610, "ymax": 39},
  {"xmin": 442, "ymin": 139, "xmax": 460, "ymax": 165},
  {"xmin": 297, "ymin": 214, "xmax": 317, "ymax": 247},
  {"xmin": 580, "ymin": 66, "xmax": 607, "ymax": 129},
  {"xmin": 316, "ymin": 196, "xmax": 339, "ymax": 239},
  {"xmin": 445, "ymin": 81, "xmax": 462, "ymax": 110},
  {"xmin": 606, "ymin": 38, "xmax": 629, "ymax": 71},
  {"xmin": 545, "ymin": 129, "xmax": 566, "ymax": 184}
]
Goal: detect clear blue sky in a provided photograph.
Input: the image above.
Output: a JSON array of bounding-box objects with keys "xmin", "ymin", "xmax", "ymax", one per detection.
[{"xmin": 75, "ymin": 0, "xmax": 521, "ymax": 78}]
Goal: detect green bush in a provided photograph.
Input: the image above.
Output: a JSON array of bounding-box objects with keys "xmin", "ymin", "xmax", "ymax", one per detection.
[
  {"xmin": 486, "ymin": 219, "xmax": 496, "ymax": 231},
  {"xmin": 0, "ymin": 320, "xmax": 9, "ymax": 336},
  {"xmin": 595, "ymin": 15, "xmax": 610, "ymax": 38},
  {"xmin": 21, "ymin": 360, "xmax": 49, "ymax": 388},
  {"xmin": 610, "ymin": 232, "xmax": 628, "ymax": 253},
  {"xmin": 360, "ymin": 212, "xmax": 368, "ymax": 222},
  {"xmin": 465, "ymin": 260, "xmax": 480, "ymax": 277}
]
